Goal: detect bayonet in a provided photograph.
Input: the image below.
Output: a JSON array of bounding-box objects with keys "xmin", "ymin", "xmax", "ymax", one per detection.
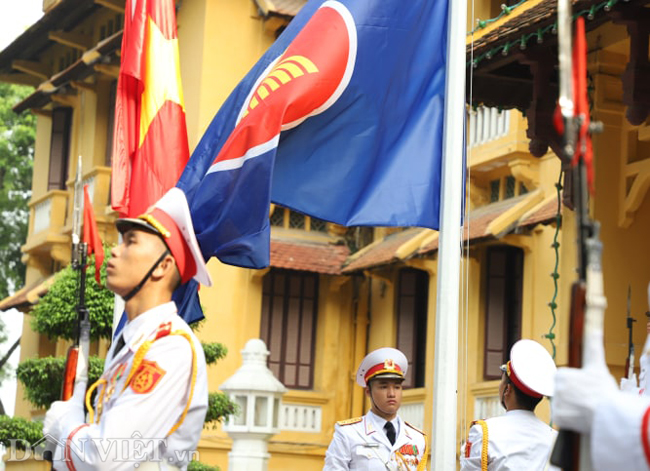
[
  {"xmin": 626, "ymin": 286, "xmax": 636, "ymax": 379},
  {"xmin": 557, "ymin": 0, "xmax": 575, "ymax": 159},
  {"xmin": 71, "ymin": 155, "xmax": 83, "ymax": 265}
]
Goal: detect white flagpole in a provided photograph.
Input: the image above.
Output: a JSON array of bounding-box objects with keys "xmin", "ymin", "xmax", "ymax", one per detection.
[
  {"xmin": 431, "ymin": 0, "xmax": 467, "ymax": 468},
  {"xmin": 112, "ymin": 233, "xmax": 125, "ymax": 338}
]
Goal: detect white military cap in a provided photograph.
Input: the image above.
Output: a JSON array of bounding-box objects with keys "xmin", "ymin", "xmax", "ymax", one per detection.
[
  {"xmin": 500, "ymin": 339, "xmax": 556, "ymax": 398},
  {"xmin": 116, "ymin": 187, "xmax": 212, "ymax": 287},
  {"xmin": 356, "ymin": 347, "xmax": 408, "ymax": 387}
]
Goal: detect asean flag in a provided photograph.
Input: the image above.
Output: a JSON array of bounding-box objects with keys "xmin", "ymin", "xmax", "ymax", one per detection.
[
  {"xmin": 179, "ymin": 0, "xmax": 450, "ymax": 269},
  {"xmin": 111, "ymin": 0, "xmax": 189, "ymax": 217}
]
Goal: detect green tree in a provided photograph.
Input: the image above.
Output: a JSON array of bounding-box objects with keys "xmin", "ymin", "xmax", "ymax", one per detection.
[
  {"xmin": 31, "ymin": 251, "xmax": 114, "ymax": 342},
  {"xmin": 0, "ymin": 83, "xmax": 35, "ymax": 300}
]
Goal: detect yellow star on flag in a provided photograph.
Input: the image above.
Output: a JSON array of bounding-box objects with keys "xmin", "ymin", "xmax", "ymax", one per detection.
[{"xmin": 139, "ymin": 16, "xmax": 185, "ymax": 147}]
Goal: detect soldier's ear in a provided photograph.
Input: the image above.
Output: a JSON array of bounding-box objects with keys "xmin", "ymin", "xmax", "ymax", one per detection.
[{"xmin": 151, "ymin": 252, "xmax": 176, "ymax": 281}]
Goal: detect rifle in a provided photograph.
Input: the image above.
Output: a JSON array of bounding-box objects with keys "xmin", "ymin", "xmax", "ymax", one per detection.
[
  {"xmin": 45, "ymin": 157, "xmax": 91, "ymax": 465},
  {"xmin": 625, "ymin": 286, "xmax": 636, "ymax": 380},
  {"xmin": 550, "ymin": 3, "xmax": 606, "ymax": 470},
  {"xmin": 61, "ymin": 155, "xmax": 91, "ymax": 401}
]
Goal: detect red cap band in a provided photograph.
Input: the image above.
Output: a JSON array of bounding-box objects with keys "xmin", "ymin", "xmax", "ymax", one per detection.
[
  {"xmin": 506, "ymin": 361, "xmax": 542, "ymax": 398},
  {"xmin": 364, "ymin": 360, "xmax": 404, "ymax": 384},
  {"xmin": 149, "ymin": 208, "xmax": 196, "ymax": 284}
]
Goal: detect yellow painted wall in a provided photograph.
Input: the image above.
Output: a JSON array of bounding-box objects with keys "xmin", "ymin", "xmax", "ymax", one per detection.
[
  {"xmin": 178, "ymin": 0, "xmax": 274, "ymax": 151},
  {"xmin": 193, "ymin": 260, "xmax": 357, "ymax": 469},
  {"xmin": 9, "ymin": 1, "xmax": 650, "ymax": 470}
]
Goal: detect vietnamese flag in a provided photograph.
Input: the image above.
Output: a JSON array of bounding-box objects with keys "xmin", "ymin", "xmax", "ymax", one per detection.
[
  {"xmin": 111, "ymin": 0, "xmax": 189, "ymax": 217},
  {"xmin": 83, "ymin": 185, "xmax": 104, "ymax": 284}
]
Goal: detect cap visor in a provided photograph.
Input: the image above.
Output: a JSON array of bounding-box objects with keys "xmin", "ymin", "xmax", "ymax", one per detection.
[
  {"xmin": 370, "ymin": 373, "xmax": 404, "ymax": 381},
  {"xmin": 116, "ymin": 218, "xmax": 160, "ymax": 236}
]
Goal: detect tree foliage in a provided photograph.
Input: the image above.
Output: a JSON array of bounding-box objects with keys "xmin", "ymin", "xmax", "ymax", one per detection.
[
  {"xmin": 16, "ymin": 356, "xmax": 105, "ymax": 409},
  {"xmin": 202, "ymin": 342, "xmax": 228, "ymax": 365},
  {"xmin": 0, "ymin": 416, "xmax": 42, "ymax": 450},
  {"xmin": 205, "ymin": 392, "xmax": 238, "ymax": 425},
  {"xmin": 188, "ymin": 461, "xmax": 220, "ymax": 471},
  {"xmin": 0, "ymin": 83, "xmax": 35, "ymax": 299},
  {"xmin": 31, "ymin": 249, "xmax": 114, "ymax": 341}
]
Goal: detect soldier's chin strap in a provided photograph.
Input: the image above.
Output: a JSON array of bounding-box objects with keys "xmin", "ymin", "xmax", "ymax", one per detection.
[{"xmin": 122, "ymin": 249, "xmax": 170, "ymax": 302}]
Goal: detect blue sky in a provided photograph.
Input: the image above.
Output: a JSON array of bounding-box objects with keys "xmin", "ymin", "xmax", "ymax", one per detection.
[
  {"xmin": 0, "ymin": 0, "xmax": 42, "ymax": 417},
  {"xmin": 0, "ymin": 0, "xmax": 43, "ymax": 50}
]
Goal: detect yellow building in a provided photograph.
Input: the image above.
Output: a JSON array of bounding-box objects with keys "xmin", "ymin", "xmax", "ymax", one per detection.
[{"xmin": 1, "ymin": 0, "xmax": 649, "ymax": 470}]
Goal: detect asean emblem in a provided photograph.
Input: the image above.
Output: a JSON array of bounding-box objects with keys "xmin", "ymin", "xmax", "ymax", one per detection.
[
  {"xmin": 384, "ymin": 359, "xmax": 396, "ymax": 370},
  {"xmin": 209, "ymin": 0, "xmax": 357, "ymax": 172},
  {"xmin": 130, "ymin": 360, "xmax": 166, "ymax": 394}
]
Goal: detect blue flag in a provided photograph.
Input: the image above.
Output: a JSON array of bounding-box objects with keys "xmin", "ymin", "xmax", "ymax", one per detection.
[{"xmin": 178, "ymin": 0, "xmax": 450, "ymax": 270}]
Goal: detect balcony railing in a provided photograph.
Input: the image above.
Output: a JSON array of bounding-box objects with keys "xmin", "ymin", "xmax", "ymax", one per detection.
[
  {"xmin": 399, "ymin": 401, "xmax": 425, "ymax": 430},
  {"xmin": 473, "ymin": 394, "xmax": 504, "ymax": 420},
  {"xmin": 27, "ymin": 190, "xmax": 68, "ymax": 238},
  {"xmin": 32, "ymin": 198, "xmax": 52, "ymax": 235},
  {"xmin": 468, "ymin": 106, "xmax": 510, "ymax": 148},
  {"xmin": 279, "ymin": 403, "xmax": 321, "ymax": 433}
]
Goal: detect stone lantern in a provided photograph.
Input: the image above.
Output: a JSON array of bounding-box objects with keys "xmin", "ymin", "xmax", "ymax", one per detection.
[{"xmin": 219, "ymin": 339, "xmax": 287, "ymax": 471}]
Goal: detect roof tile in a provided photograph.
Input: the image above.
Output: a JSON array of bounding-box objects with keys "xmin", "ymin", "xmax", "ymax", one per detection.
[
  {"xmin": 342, "ymin": 228, "xmax": 427, "ymax": 273},
  {"xmin": 270, "ymin": 237, "xmax": 349, "ymax": 275}
]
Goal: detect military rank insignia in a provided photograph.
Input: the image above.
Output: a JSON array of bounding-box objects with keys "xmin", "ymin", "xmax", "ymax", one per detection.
[
  {"xmin": 130, "ymin": 359, "xmax": 166, "ymax": 394},
  {"xmin": 336, "ymin": 417, "xmax": 363, "ymax": 426},
  {"xmin": 398, "ymin": 444, "xmax": 418, "ymax": 456}
]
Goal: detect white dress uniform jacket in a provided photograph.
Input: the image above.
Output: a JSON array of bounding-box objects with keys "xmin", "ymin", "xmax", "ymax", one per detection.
[
  {"xmin": 460, "ymin": 410, "xmax": 558, "ymax": 471},
  {"xmin": 52, "ymin": 302, "xmax": 208, "ymax": 471},
  {"xmin": 591, "ymin": 392, "xmax": 650, "ymax": 471},
  {"xmin": 323, "ymin": 410, "xmax": 428, "ymax": 470},
  {"xmin": 638, "ymin": 341, "xmax": 650, "ymax": 396}
]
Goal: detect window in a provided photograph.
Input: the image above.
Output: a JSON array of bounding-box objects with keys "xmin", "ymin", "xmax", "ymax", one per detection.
[
  {"xmin": 490, "ymin": 179, "xmax": 500, "ymax": 202},
  {"xmin": 484, "ymin": 246, "xmax": 523, "ymax": 380},
  {"xmin": 260, "ymin": 269, "xmax": 318, "ymax": 389},
  {"xmin": 270, "ymin": 206, "xmax": 328, "ymax": 233},
  {"xmin": 396, "ymin": 268, "xmax": 429, "ymax": 388},
  {"xmin": 47, "ymin": 107, "xmax": 72, "ymax": 191},
  {"xmin": 505, "ymin": 176, "xmax": 516, "ymax": 199},
  {"xmin": 488, "ymin": 176, "xmax": 529, "ymax": 203}
]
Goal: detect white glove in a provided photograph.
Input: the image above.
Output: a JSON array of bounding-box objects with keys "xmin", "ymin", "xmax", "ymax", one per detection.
[
  {"xmin": 43, "ymin": 380, "xmax": 86, "ymax": 440},
  {"xmin": 552, "ymin": 365, "xmax": 618, "ymax": 434},
  {"xmin": 620, "ymin": 374, "xmax": 640, "ymax": 394}
]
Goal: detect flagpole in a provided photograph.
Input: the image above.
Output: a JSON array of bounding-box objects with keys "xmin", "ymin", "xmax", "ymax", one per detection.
[
  {"xmin": 431, "ymin": 0, "xmax": 467, "ymax": 468},
  {"xmin": 112, "ymin": 233, "xmax": 125, "ymax": 338}
]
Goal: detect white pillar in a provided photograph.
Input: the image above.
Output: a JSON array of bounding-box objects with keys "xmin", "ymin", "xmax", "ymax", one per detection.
[{"xmin": 228, "ymin": 436, "xmax": 271, "ymax": 471}]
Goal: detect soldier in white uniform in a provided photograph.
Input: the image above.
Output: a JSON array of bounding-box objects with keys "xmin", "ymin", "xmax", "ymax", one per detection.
[
  {"xmin": 461, "ymin": 339, "xmax": 558, "ymax": 471},
  {"xmin": 324, "ymin": 347, "xmax": 428, "ymax": 471},
  {"xmin": 620, "ymin": 320, "xmax": 650, "ymax": 396},
  {"xmin": 43, "ymin": 187, "xmax": 212, "ymax": 471},
  {"xmin": 553, "ymin": 282, "xmax": 650, "ymax": 471},
  {"xmin": 554, "ymin": 362, "xmax": 650, "ymax": 471}
]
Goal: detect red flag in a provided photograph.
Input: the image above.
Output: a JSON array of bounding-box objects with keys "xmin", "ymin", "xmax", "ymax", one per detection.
[
  {"xmin": 83, "ymin": 185, "xmax": 104, "ymax": 284},
  {"xmin": 111, "ymin": 0, "xmax": 190, "ymax": 217}
]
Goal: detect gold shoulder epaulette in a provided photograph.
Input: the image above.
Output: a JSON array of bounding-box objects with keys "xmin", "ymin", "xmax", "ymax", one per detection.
[
  {"xmin": 337, "ymin": 417, "xmax": 363, "ymax": 426},
  {"xmin": 405, "ymin": 421, "xmax": 426, "ymax": 436}
]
